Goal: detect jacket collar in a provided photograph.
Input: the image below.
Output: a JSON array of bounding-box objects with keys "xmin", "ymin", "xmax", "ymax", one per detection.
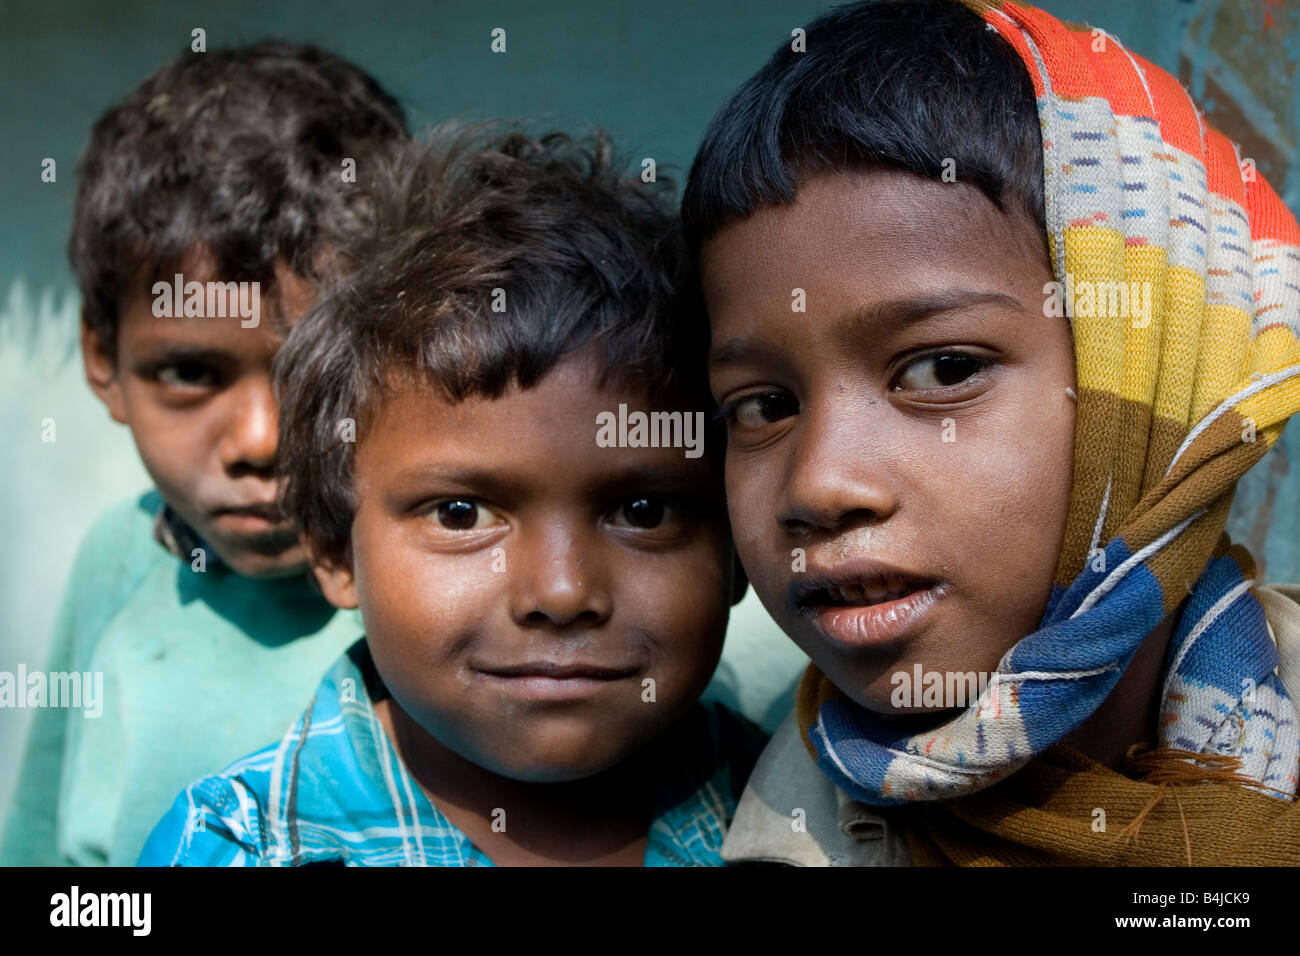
[
  {"xmin": 720, "ymin": 709, "xmax": 902, "ymax": 866},
  {"xmin": 152, "ymin": 502, "xmax": 224, "ymax": 570},
  {"xmin": 724, "ymin": 583, "xmax": 1300, "ymax": 867}
]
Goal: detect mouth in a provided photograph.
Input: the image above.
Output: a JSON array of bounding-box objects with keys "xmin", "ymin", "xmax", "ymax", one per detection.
[
  {"xmin": 210, "ymin": 502, "xmax": 288, "ymax": 530},
  {"xmin": 793, "ymin": 562, "xmax": 946, "ymax": 650},
  {"xmin": 475, "ymin": 661, "xmax": 639, "ymax": 701}
]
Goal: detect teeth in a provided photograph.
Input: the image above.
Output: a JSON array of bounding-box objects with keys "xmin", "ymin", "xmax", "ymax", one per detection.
[
  {"xmin": 863, "ymin": 581, "xmax": 889, "ymax": 602},
  {"xmin": 822, "ymin": 578, "xmax": 925, "ymax": 606},
  {"xmin": 847, "ymin": 574, "xmax": 920, "ymax": 606}
]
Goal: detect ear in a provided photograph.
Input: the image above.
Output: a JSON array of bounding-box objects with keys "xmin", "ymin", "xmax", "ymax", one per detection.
[
  {"xmin": 306, "ymin": 538, "xmax": 360, "ymax": 610},
  {"xmin": 729, "ymin": 547, "xmax": 749, "ymax": 607},
  {"xmin": 80, "ymin": 319, "xmax": 128, "ymax": 424}
]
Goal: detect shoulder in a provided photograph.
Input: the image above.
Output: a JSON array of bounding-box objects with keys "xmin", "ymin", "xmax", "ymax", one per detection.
[
  {"xmin": 701, "ymin": 699, "xmax": 770, "ymax": 765},
  {"xmin": 1258, "ymin": 582, "xmax": 1300, "ymax": 699},
  {"xmin": 691, "ymin": 702, "xmax": 769, "ymax": 806},
  {"xmin": 721, "ymin": 709, "xmax": 840, "ymax": 862},
  {"xmin": 57, "ymin": 490, "xmax": 171, "ymax": 660},
  {"xmin": 66, "ymin": 490, "xmax": 171, "ymax": 595},
  {"xmin": 137, "ymin": 743, "xmax": 280, "ymax": 867},
  {"xmin": 1257, "ymin": 582, "xmax": 1300, "ymax": 623},
  {"xmin": 719, "ymin": 709, "xmax": 907, "ymax": 866},
  {"xmin": 78, "ymin": 489, "xmax": 167, "ymax": 558},
  {"xmin": 138, "ymin": 639, "xmax": 377, "ymax": 868}
]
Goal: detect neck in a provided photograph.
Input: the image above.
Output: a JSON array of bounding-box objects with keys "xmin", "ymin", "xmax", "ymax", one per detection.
[
  {"xmin": 375, "ymin": 699, "xmax": 666, "ymax": 865},
  {"xmin": 1063, "ymin": 600, "xmax": 1184, "ymax": 770}
]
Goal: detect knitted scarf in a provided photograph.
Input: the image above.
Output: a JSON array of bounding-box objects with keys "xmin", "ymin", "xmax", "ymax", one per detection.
[{"xmin": 797, "ymin": 0, "xmax": 1300, "ymax": 862}]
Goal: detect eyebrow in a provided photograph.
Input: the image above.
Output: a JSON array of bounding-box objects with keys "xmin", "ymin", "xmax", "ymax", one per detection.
[
  {"xmin": 386, "ymin": 464, "xmax": 518, "ymax": 496},
  {"xmin": 384, "ymin": 459, "xmax": 711, "ymax": 501},
  {"xmin": 129, "ymin": 344, "xmax": 235, "ymax": 366},
  {"xmin": 709, "ymin": 290, "xmax": 1026, "ymax": 368}
]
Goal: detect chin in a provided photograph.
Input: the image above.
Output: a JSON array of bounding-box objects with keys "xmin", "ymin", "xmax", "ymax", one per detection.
[
  {"xmin": 218, "ymin": 545, "xmax": 310, "ymax": 579},
  {"xmin": 849, "ymin": 692, "xmax": 909, "ymax": 715},
  {"xmin": 480, "ymin": 733, "xmax": 627, "ymax": 784},
  {"xmin": 489, "ymin": 755, "xmax": 619, "ymax": 784}
]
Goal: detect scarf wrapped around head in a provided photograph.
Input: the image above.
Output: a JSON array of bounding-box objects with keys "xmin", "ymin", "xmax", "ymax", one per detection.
[{"xmin": 798, "ymin": 0, "xmax": 1300, "ymax": 830}]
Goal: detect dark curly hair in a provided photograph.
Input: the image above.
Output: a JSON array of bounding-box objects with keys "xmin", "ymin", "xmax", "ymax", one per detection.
[
  {"xmin": 682, "ymin": 0, "xmax": 1044, "ymax": 250},
  {"xmin": 69, "ymin": 39, "xmax": 409, "ymax": 356},
  {"xmin": 274, "ymin": 125, "xmax": 710, "ymax": 564}
]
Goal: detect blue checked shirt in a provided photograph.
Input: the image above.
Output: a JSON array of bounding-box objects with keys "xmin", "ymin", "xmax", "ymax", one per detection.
[{"xmin": 138, "ymin": 639, "xmax": 766, "ymax": 866}]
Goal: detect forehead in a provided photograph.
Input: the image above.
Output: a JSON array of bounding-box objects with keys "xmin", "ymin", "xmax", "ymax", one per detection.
[
  {"xmin": 700, "ymin": 168, "xmax": 1050, "ymax": 323},
  {"xmin": 116, "ymin": 262, "xmax": 317, "ymax": 354},
  {"xmin": 354, "ymin": 354, "xmax": 718, "ymax": 490},
  {"xmin": 117, "ymin": 300, "xmax": 277, "ymax": 351}
]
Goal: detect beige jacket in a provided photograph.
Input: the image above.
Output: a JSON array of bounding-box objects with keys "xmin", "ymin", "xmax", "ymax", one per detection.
[{"xmin": 720, "ymin": 582, "xmax": 1300, "ymax": 867}]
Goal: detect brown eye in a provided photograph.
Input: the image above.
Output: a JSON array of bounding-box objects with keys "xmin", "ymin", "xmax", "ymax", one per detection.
[
  {"xmin": 157, "ymin": 362, "xmax": 217, "ymax": 388},
  {"xmin": 895, "ymin": 353, "xmax": 987, "ymax": 391},
  {"xmin": 431, "ymin": 499, "xmax": 496, "ymax": 531},
  {"xmin": 611, "ymin": 497, "xmax": 669, "ymax": 529},
  {"xmin": 729, "ymin": 391, "xmax": 798, "ymax": 429}
]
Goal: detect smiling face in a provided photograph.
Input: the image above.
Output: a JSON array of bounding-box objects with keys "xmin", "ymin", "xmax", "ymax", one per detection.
[
  {"xmin": 311, "ymin": 349, "xmax": 735, "ymax": 783},
  {"xmin": 701, "ymin": 169, "xmax": 1077, "ymax": 715},
  {"xmin": 82, "ymin": 255, "xmax": 316, "ymax": 578}
]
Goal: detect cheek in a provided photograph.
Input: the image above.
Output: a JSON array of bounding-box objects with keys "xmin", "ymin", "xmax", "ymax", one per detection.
[
  {"xmin": 723, "ymin": 453, "xmax": 801, "ymax": 631},
  {"xmin": 724, "ymin": 457, "xmax": 781, "ymax": 574},
  {"xmin": 620, "ymin": 542, "xmax": 731, "ymax": 671},
  {"xmin": 945, "ymin": 388, "xmax": 1075, "ymax": 616},
  {"xmin": 121, "ymin": 392, "xmax": 213, "ymax": 494},
  {"xmin": 352, "ymin": 519, "xmax": 488, "ymax": 651}
]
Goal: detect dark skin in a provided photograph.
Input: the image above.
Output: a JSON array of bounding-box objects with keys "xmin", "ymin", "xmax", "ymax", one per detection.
[
  {"xmin": 82, "ymin": 250, "xmax": 317, "ymax": 578},
  {"xmin": 701, "ymin": 168, "xmax": 1171, "ymax": 771},
  {"xmin": 380, "ymin": 691, "xmax": 695, "ymax": 865},
  {"xmin": 1065, "ymin": 606, "xmax": 1180, "ymax": 767},
  {"xmin": 312, "ymin": 349, "xmax": 744, "ymax": 865}
]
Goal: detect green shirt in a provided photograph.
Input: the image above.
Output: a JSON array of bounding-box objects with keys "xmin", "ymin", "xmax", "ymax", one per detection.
[{"xmin": 0, "ymin": 490, "xmax": 361, "ymax": 866}]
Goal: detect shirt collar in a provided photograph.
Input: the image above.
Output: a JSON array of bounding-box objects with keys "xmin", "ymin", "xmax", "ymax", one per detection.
[
  {"xmin": 152, "ymin": 501, "xmax": 225, "ymax": 570},
  {"xmin": 720, "ymin": 709, "xmax": 891, "ymax": 866},
  {"xmin": 275, "ymin": 640, "xmax": 734, "ymax": 867}
]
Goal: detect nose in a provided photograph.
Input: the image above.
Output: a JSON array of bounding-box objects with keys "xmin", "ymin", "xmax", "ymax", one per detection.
[
  {"xmin": 508, "ymin": 522, "xmax": 613, "ymax": 629},
  {"xmin": 777, "ymin": 400, "xmax": 899, "ymax": 536},
  {"xmin": 218, "ymin": 376, "xmax": 279, "ymax": 477}
]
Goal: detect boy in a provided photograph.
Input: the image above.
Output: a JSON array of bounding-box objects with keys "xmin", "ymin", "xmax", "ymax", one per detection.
[
  {"xmin": 138, "ymin": 128, "xmax": 766, "ymax": 866},
  {"xmin": 0, "ymin": 41, "xmax": 409, "ymax": 866},
  {"xmin": 683, "ymin": 0, "xmax": 1300, "ymax": 864}
]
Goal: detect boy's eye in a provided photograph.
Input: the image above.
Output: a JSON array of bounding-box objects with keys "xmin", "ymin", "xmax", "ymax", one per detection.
[
  {"xmin": 727, "ymin": 391, "xmax": 799, "ymax": 430},
  {"xmin": 610, "ymin": 497, "xmax": 671, "ymax": 530},
  {"xmin": 894, "ymin": 352, "xmax": 988, "ymax": 391},
  {"xmin": 157, "ymin": 361, "xmax": 217, "ymax": 388},
  {"xmin": 430, "ymin": 499, "xmax": 498, "ymax": 531}
]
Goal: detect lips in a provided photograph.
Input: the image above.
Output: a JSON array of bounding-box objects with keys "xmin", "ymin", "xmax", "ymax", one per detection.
[
  {"xmin": 209, "ymin": 502, "xmax": 289, "ymax": 534},
  {"xmin": 822, "ymin": 575, "xmax": 925, "ymax": 607},
  {"xmin": 479, "ymin": 661, "xmax": 637, "ymax": 680},
  {"xmin": 792, "ymin": 559, "xmax": 946, "ymax": 649},
  {"xmin": 212, "ymin": 502, "xmax": 285, "ymax": 522},
  {"xmin": 475, "ymin": 661, "xmax": 638, "ymax": 701}
]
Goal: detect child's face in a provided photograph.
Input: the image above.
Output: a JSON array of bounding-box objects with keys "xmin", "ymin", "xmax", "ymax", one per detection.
[
  {"xmin": 313, "ymin": 350, "xmax": 736, "ymax": 782},
  {"xmin": 701, "ymin": 169, "xmax": 1077, "ymax": 715},
  {"xmin": 82, "ymin": 256, "xmax": 316, "ymax": 578}
]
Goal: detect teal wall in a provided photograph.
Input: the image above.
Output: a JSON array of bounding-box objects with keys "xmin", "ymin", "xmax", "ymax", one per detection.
[{"xmin": 2, "ymin": 0, "xmax": 1297, "ymax": 821}]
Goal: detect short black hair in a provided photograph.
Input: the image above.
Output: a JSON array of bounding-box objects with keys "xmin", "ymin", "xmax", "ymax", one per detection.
[
  {"xmin": 682, "ymin": 0, "xmax": 1044, "ymax": 249},
  {"xmin": 69, "ymin": 39, "xmax": 410, "ymax": 356},
  {"xmin": 275, "ymin": 126, "xmax": 710, "ymax": 563}
]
